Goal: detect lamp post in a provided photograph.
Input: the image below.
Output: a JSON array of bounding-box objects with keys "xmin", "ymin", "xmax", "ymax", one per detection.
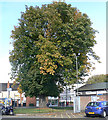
[
  {"xmin": 75, "ymin": 54, "xmax": 79, "ymax": 96},
  {"xmin": 74, "ymin": 53, "xmax": 81, "ymax": 113}
]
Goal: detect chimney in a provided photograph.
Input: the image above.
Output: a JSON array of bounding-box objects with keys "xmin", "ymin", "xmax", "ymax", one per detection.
[{"xmin": 7, "ymin": 81, "xmax": 10, "ymax": 88}]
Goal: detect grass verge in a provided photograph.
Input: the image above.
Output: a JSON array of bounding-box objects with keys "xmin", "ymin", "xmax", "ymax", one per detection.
[
  {"xmin": 14, "ymin": 107, "xmax": 66, "ymax": 114},
  {"xmin": 50, "ymin": 106, "xmax": 73, "ymax": 110}
]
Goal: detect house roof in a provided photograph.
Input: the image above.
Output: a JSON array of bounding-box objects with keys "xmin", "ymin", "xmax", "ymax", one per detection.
[
  {"xmin": 75, "ymin": 82, "xmax": 108, "ymax": 92},
  {"xmin": 0, "ymin": 83, "xmax": 19, "ymax": 92}
]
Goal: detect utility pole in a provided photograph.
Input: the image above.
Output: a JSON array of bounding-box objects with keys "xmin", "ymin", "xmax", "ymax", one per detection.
[{"xmin": 76, "ymin": 54, "xmax": 78, "ymax": 96}]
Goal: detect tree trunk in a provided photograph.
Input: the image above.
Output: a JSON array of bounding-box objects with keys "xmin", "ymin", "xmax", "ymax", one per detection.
[{"xmin": 39, "ymin": 95, "xmax": 47, "ymax": 108}]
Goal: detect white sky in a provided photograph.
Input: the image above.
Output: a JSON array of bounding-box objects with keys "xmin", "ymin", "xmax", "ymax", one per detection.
[
  {"xmin": 0, "ymin": 0, "xmax": 107, "ymax": 2},
  {"xmin": 0, "ymin": 0, "xmax": 106, "ymax": 83}
]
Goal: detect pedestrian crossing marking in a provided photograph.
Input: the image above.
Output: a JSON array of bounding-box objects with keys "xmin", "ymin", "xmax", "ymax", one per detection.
[
  {"xmin": 61, "ymin": 114, "xmax": 63, "ymax": 118},
  {"xmin": 66, "ymin": 113, "xmax": 71, "ymax": 118},
  {"xmin": 79, "ymin": 114, "xmax": 83, "ymax": 117},
  {"xmin": 71, "ymin": 113, "xmax": 76, "ymax": 118}
]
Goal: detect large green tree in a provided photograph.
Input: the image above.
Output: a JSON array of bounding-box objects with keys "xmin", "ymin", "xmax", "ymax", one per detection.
[
  {"xmin": 9, "ymin": 2, "xmax": 100, "ymax": 101},
  {"xmin": 86, "ymin": 74, "xmax": 108, "ymax": 84}
]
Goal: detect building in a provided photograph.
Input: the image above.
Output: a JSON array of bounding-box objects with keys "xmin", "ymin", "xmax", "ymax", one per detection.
[
  {"xmin": 75, "ymin": 82, "xmax": 108, "ymax": 111},
  {"xmin": 0, "ymin": 82, "xmax": 27, "ymax": 106},
  {"xmin": 0, "ymin": 81, "xmax": 85, "ymax": 108},
  {"xmin": 0, "ymin": 82, "xmax": 19, "ymax": 98}
]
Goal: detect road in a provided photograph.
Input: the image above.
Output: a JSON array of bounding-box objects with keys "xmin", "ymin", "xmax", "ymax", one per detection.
[{"xmin": 1, "ymin": 111, "xmax": 108, "ymax": 120}]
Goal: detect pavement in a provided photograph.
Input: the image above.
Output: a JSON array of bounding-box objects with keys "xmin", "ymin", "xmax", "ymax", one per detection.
[
  {"xmin": 0, "ymin": 110, "xmax": 85, "ymax": 118},
  {"xmin": 13, "ymin": 110, "xmax": 85, "ymax": 118},
  {"xmin": 1, "ymin": 110, "xmax": 107, "ymax": 119},
  {"xmin": 0, "ymin": 109, "xmax": 108, "ymax": 119},
  {"xmin": 15, "ymin": 110, "xmax": 84, "ymax": 118}
]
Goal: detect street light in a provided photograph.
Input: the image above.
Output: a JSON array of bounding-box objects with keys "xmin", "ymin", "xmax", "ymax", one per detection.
[
  {"xmin": 75, "ymin": 53, "xmax": 80, "ymax": 96},
  {"xmin": 74, "ymin": 53, "xmax": 81, "ymax": 113}
]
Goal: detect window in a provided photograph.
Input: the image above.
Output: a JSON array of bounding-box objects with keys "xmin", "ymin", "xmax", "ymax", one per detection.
[
  {"xmin": 103, "ymin": 102, "xmax": 106, "ymax": 106},
  {"xmin": 87, "ymin": 102, "xmax": 100, "ymax": 107},
  {"xmin": 102, "ymin": 102, "xmax": 108, "ymax": 106},
  {"xmin": 106, "ymin": 102, "xmax": 108, "ymax": 106}
]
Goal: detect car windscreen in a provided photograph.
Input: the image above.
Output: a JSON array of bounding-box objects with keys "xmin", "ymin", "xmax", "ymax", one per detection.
[{"xmin": 87, "ymin": 102, "xmax": 100, "ymax": 107}]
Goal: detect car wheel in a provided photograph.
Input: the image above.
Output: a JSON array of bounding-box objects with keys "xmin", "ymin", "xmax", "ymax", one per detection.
[
  {"xmin": 10, "ymin": 111, "xmax": 14, "ymax": 115},
  {"xmin": 1, "ymin": 111, "xmax": 3, "ymax": 115},
  {"xmin": 102, "ymin": 111, "xmax": 106, "ymax": 118},
  {"xmin": 1, "ymin": 110, "xmax": 5, "ymax": 115}
]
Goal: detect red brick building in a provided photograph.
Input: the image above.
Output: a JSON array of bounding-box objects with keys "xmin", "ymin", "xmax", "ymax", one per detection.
[{"xmin": 26, "ymin": 96, "xmax": 36, "ymax": 107}]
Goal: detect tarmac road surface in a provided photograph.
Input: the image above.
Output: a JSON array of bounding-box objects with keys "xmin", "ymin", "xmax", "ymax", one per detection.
[{"xmin": 1, "ymin": 110, "xmax": 108, "ymax": 120}]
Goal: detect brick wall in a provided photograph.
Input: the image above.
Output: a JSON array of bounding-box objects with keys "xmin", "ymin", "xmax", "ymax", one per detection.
[
  {"xmin": 80, "ymin": 96, "xmax": 91, "ymax": 111},
  {"xmin": 26, "ymin": 96, "xmax": 36, "ymax": 107},
  {"xmin": 80, "ymin": 94, "xmax": 108, "ymax": 111},
  {"xmin": 97, "ymin": 94, "xmax": 108, "ymax": 101}
]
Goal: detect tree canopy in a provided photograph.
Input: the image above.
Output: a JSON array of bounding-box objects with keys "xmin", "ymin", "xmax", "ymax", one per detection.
[
  {"xmin": 9, "ymin": 2, "xmax": 100, "ymax": 98},
  {"xmin": 86, "ymin": 74, "xmax": 108, "ymax": 84}
]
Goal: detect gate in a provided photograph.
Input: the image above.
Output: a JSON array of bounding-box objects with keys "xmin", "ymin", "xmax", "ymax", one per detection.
[{"xmin": 73, "ymin": 96, "xmax": 80, "ymax": 113}]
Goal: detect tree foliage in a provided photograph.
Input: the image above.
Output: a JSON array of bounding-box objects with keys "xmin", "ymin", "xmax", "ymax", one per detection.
[
  {"xmin": 9, "ymin": 2, "xmax": 100, "ymax": 98},
  {"xmin": 86, "ymin": 74, "xmax": 108, "ymax": 84}
]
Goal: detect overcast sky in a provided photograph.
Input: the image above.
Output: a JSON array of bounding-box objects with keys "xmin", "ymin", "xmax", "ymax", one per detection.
[{"xmin": 0, "ymin": 0, "xmax": 106, "ymax": 83}]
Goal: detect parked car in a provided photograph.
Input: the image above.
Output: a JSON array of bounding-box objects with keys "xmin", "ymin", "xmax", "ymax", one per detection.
[
  {"xmin": 0, "ymin": 103, "xmax": 3, "ymax": 114},
  {"xmin": 1, "ymin": 105, "xmax": 14, "ymax": 115},
  {"xmin": 85, "ymin": 101, "xmax": 108, "ymax": 117}
]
